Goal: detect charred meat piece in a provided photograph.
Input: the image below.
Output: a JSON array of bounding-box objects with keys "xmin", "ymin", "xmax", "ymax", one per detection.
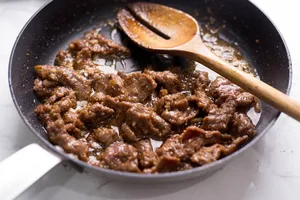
[
  {"xmin": 100, "ymin": 142, "xmax": 140, "ymax": 172},
  {"xmin": 35, "ymin": 65, "xmax": 92, "ymax": 100}
]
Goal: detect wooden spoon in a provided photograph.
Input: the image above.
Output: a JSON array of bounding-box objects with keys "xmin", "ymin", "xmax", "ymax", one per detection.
[{"xmin": 117, "ymin": 2, "xmax": 300, "ymax": 122}]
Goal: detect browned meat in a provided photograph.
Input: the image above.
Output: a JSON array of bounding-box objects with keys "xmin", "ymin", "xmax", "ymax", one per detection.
[
  {"xmin": 46, "ymin": 87, "xmax": 77, "ymax": 113},
  {"xmin": 69, "ymin": 30, "xmax": 130, "ymax": 57},
  {"xmin": 55, "ymin": 50, "xmax": 74, "ymax": 69},
  {"xmin": 155, "ymin": 93, "xmax": 198, "ymax": 125},
  {"xmin": 191, "ymin": 144, "xmax": 222, "ymax": 165},
  {"xmin": 201, "ymin": 104, "xmax": 234, "ymax": 132},
  {"xmin": 191, "ymin": 136, "xmax": 248, "ymax": 165},
  {"xmin": 34, "ymin": 29, "xmax": 259, "ymax": 174},
  {"xmin": 94, "ymin": 73, "xmax": 125, "ymax": 97},
  {"xmin": 180, "ymin": 70, "xmax": 210, "ymax": 92},
  {"xmin": 145, "ymin": 70, "xmax": 182, "ymax": 93},
  {"xmin": 73, "ymin": 47, "xmax": 96, "ymax": 70},
  {"xmin": 119, "ymin": 123, "xmax": 138, "ymax": 142},
  {"xmin": 100, "ymin": 142, "xmax": 140, "ymax": 172},
  {"xmin": 35, "ymin": 65, "xmax": 92, "ymax": 100},
  {"xmin": 122, "ymin": 72, "xmax": 157, "ymax": 102},
  {"xmin": 35, "ymin": 104, "xmax": 90, "ymax": 161},
  {"xmin": 122, "ymin": 104, "xmax": 171, "ymax": 140},
  {"xmin": 134, "ymin": 139, "xmax": 158, "ymax": 169},
  {"xmin": 230, "ymin": 113, "xmax": 256, "ymax": 137},
  {"xmin": 79, "ymin": 102, "xmax": 114, "ymax": 127},
  {"xmin": 209, "ymin": 76, "xmax": 260, "ymax": 112},
  {"xmin": 90, "ymin": 128, "xmax": 120, "ymax": 147},
  {"xmin": 33, "ymin": 78, "xmax": 58, "ymax": 100},
  {"xmin": 156, "ymin": 134, "xmax": 185, "ymax": 158},
  {"xmin": 63, "ymin": 109, "xmax": 87, "ymax": 139}
]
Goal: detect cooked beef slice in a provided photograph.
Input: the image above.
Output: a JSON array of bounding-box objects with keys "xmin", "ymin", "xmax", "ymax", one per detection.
[
  {"xmin": 144, "ymin": 70, "xmax": 182, "ymax": 93},
  {"xmin": 230, "ymin": 113, "xmax": 256, "ymax": 137},
  {"xmin": 191, "ymin": 135, "xmax": 248, "ymax": 165},
  {"xmin": 100, "ymin": 142, "xmax": 140, "ymax": 172},
  {"xmin": 79, "ymin": 102, "xmax": 114, "ymax": 127},
  {"xmin": 35, "ymin": 65, "xmax": 92, "ymax": 100},
  {"xmin": 89, "ymin": 127, "xmax": 120, "ymax": 147},
  {"xmin": 33, "ymin": 78, "xmax": 59, "ymax": 100},
  {"xmin": 94, "ymin": 72, "xmax": 125, "ymax": 97},
  {"xmin": 69, "ymin": 30, "xmax": 130, "ymax": 57},
  {"xmin": 35, "ymin": 104, "xmax": 90, "ymax": 161},
  {"xmin": 209, "ymin": 76, "xmax": 260, "ymax": 112},
  {"xmin": 121, "ymin": 104, "xmax": 171, "ymax": 140},
  {"xmin": 121, "ymin": 72, "xmax": 157, "ymax": 103},
  {"xmin": 133, "ymin": 139, "xmax": 158, "ymax": 169},
  {"xmin": 55, "ymin": 50, "xmax": 75, "ymax": 69},
  {"xmin": 155, "ymin": 93, "xmax": 198, "ymax": 125}
]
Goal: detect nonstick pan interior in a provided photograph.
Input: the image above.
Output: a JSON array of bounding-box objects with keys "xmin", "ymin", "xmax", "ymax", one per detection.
[{"xmin": 9, "ymin": 0, "xmax": 291, "ymax": 182}]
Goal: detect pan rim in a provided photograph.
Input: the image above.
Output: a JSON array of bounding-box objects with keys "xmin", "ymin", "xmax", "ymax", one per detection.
[{"xmin": 8, "ymin": 0, "xmax": 293, "ymax": 180}]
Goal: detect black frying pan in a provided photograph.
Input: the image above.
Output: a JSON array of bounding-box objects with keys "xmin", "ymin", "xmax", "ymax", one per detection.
[{"xmin": 4, "ymin": 0, "xmax": 292, "ymax": 197}]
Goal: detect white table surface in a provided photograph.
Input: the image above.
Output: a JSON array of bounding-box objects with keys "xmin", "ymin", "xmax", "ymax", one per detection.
[{"xmin": 1, "ymin": 0, "xmax": 300, "ymax": 199}]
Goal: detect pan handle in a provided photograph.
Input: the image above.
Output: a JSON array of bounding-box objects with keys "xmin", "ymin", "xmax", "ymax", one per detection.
[{"xmin": 0, "ymin": 144, "xmax": 62, "ymax": 200}]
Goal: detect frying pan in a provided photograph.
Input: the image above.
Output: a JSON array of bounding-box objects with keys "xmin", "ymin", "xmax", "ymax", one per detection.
[{"xmin": 1, "ymin": 0, "xmax": 291, "ymax": 199}]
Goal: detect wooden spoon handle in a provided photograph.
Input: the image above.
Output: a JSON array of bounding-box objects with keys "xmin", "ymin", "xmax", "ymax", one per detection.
[{"xmin": 178, "ymin": 36, "xmax": 300, "ymax": 121}]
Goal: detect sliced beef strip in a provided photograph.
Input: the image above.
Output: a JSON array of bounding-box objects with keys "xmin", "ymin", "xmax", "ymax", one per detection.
[
  {"xmin": 119, "ymin": 123, "xmax": 138, "ymax": 142},
  {"xmin": 35, "ymin": 104, "xmax": 90, "ymax": 161},
  {"xmin": 33, "ymin": 78, "xmax": 58, "ymax": 100},
  {"xmin": 179, "ymin": 70, "xmax": 210, "ymax": 92},
  {"xmin": 187, "ymin": 89, "xmax": 213, "ymax": 113},
  {"xmin": 79, "ymin": 102, "xmax": 114, "ymax": 127},
  {"xmin": 133, "ymin": 139, "xmax": 158, "ymax": 169},
  {"xmin": 94, "ymin": 72, "xmax": 125, "ymax": 97},
  {"xmin": 121, "ymin": 72, "xmax": 157, "ymax": 103},
  {"xmin": 201, "ymin": 101, "xmax": 236, "ymax": 132},
  {"xmin": 144, "ymin": 70, "xmax": 182, "ymax": 93},
  {"xmin": 89, "ymin": 127, "xmax": 120, "ymax": 147},
  {"xmin": 156, "ymin": 134, "xmax": 185, "ymax": 158},
  {"xmin": 155, "ymin": 93, "xmax": 198, "ymax": 125},
  {"xmin": 63, "ymin": 109, "xmax": 87, "ymax": 139},
  {"xmin": 191, "ymin": 135, "xmax": 248, "ymax": 165},
  {"xmin": 100, "ymin": 142, "xmax": 140, "ymax": 172},
  {"xmin": 123, "ymin": 104, "xmax": 171, "ymax": 140},
  {"xmin": 74, "ymin": 47, "xmax": 96, "ymax": 70},
  {"xmin": 55, "ymin": 50, "xmax": 74, "ymax": 69},
  {"xmin": 69, "ymin": 30, "xmax": 130, "ymax": 57},
  {"xmin": 208, "ymin": 76, "xmax": 260, "ymax": 112},
  {"xmin": 230, "ymin": 112, "xmax": 256, "ymax": 137},
  {"xmin": 46, "ymin": 87, "xmax": 77, "ymax": 113},
  {"xmin": 35, "ymin": 65, "xmax": 92, "ymax": 100},
  {"xmin": 181, "ymin": 126, "xmax": 232, "ymax": 156}
]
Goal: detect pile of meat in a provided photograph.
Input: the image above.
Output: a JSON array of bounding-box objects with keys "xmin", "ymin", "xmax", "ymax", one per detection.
[{"xmin": 34, "ymin": 30, "xmax": 260, "ymax": 173}]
